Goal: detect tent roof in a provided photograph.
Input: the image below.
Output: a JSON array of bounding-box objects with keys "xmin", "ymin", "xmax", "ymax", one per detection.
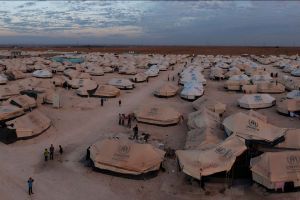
[
  {"xmin": 7, "ymin": 109, "xmax": 51, "ymax": 138},
  {"xmin": 251, "ymin": 151, "xmax": 300, "ymax": 183},
  {"xmin": 176, "ymin": 136, "xmax": 246, "ymax": 179},
  {"xmin": 90, "ymin": 138, "xmax": 165, "ymax": 175},
  {"xmin": 222, "ymin": 112, "xmax": 286, "ymax": 142}
]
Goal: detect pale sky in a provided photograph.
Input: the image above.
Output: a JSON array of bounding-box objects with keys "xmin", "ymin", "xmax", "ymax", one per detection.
[{"xmin": 0, "ymin": 1, "xmax": 299, "ymax": 46}]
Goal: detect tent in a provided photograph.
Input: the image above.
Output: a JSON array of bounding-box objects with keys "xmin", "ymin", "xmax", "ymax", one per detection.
[
  {"xmin": 192, "ymin": 98, "xmax": 226, "ymax": 115},
  {"xmin": 279, "ymin": 75, "xmax": 300, "ymax": 91},
  {"xmin": 9, "ymin": 95, "xmax": 37, "ymax": 110},
  {"xmin": 180, "ymin": 82, "xmax": 204, "ymax": 101},
  {"xmin": 130, "ymin": 73, "xmax": 148, "ymax": 83},
  {"xmin": 287, "ymin": 90, "xmax": 300, "ymax": 99},
  {"xmin": 224, "ymin": 74, "xmax": 250, "ymax": 91},
  {"xmin": 0, "ymin": 105, "xmax": 24, "ymax": 121},
  {"xmin": 291, "ymin": 68, "xmax": 300, "ymax": 77},
  {"xmin": 108, "ymin": 78, "xmax": 134, "ymax": 89},
  {"xmin": 0, "ymin": 74, "xmax": 8, "ymax": 84},
  {"xmin": 119, "ymin": 66, "xmax": 137, "ymax": 75},
  {"xmin": 90, "ymin": 138, "xmax": 165, "ymax": 175},
  {"xmin": 5, "ymin": 70, "xmax": 26, "ymax": 80},
  {"xmin": 85, "ymin": 67, "xmax": 104, "ymax": 76},
  {"xmin": 209, "ymin": 67, "xmax": 225, "ymax": 80},
  {"xmin": 7, "ymin": 109, "xmax": 51, "ymax": 139},
  {"xmin": 0, "ymin": 85, "xmax": 22, "ymax": 100},
  {"xmin": 176, "ymin": 136, "xmax": 247, "ymax": 179},
  {"xmin": 277, "ymin": 98, "xmax": 300, "ymax": 115},
  {"xmin": 222, "ymin": 112, "xmax": 286, "ymax": 143},
  {"xmin": 91, "ymin": 85, "xmax": 120, "ymax": 98},
  {"xmin": 238, "ymin": 94, "xmax": 276, "ymax": 109},
  {"xmin": 67, "ymin": 79, "xmax": 97, "ymax": 90},
  {"xmin": 250, "ymin": 151, "xmax": 300, "ymax": 190},
  {"xmin": 180, "ymin": 72, "xmax": 206, "ymax": 85},
  {"xmin": 32, "ymin": 70, "xmax": 53, "ymax": 78},
  {"xmin": 187, "ymin": 108, "xmax": 221, "ymax": 130},
  {"xmin": 251, "ymin": 75, "xmax": 272, "ymax": 84},
  {"xmin": 224, "ymin": 67, "xmax": 243, "ymax": 78},
  {"xmin": 63, "ymin": 69, "xmax": 81, "ymax": 79},
  {"xmin": 276, "ymin": 129, "xmax": 300, "ymax": 149},
  {"xmin": 154, "ymin": 83, "xmax": 179, "ymax": 97},
  {"xmin": 185, "ymin": 127, "xmax": 225, "ymax": 150},
  {"xmin": 134, "ymin": 105, "xmax": 181, "ymax": 126},
  {"xmin": 103, "ymin": 66, "xmax": 113, "ymax": 73},
  {"xmin": 256, "ymin": 82, "xmax": 285, "ymax": 94},
  {"xmin": 144, "ymin": 65, "xmax": 159, "ymax": 77}
]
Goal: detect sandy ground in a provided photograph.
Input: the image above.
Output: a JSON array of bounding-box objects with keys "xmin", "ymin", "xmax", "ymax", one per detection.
[{"xmin": 1, "ymin": 59, "xmax": 300, "ymax": 200}]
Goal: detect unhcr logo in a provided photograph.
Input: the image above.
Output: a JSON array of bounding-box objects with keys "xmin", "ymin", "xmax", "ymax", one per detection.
[
  {"xmin": 247, "ymin": 119, "xmax": 259, "ymax": 131},
  {"xmin": 287, "ymin": 155, "xmax": 300, "ymax": 166},
  {"xmin": 118, "ymin": 145, "xmax": 131, "ymax": 155}
]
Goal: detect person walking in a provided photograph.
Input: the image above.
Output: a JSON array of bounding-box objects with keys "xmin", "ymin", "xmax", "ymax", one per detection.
[
  {"xmin": 119, "ymin": 99, "xmax": 122, "ymax": 107},
  {"xmin": 133, "ymin": 125, "xmax": 139, "ymax": 140},
  {"xmin": 27, "ymin": 177, "xmax": 34, "ymax": 195},
  {"xmin": 118, "ymin": 113, "xmax": 122, "ymax": 125},
  {"xmin": 127, "ymin": 115, "xmax": 132, "ymax": 128},
  {"xmin": 49, "ymin": 144, "xmax": 54, "ymax": 160},
  {"xmin": 59, "ymin": 145, "xmax": 63, "ymax": 155},
  {"xmin": 86, "ymin": 147, "xmax": 91, "ymax": 161},
  {"xmin": 100, "ymin": 98, "xmax": 104, "ymax": 107},
  {"xmin": 44, "ymin": 148, "xmax": 49, "ymax": 162},
  {"xmin": 121, "ymin": 114, "xmax": 125, "ymax": 125}
]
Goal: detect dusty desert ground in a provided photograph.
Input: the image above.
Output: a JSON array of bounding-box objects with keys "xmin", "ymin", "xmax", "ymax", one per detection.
[{"xmin": 1, "ymin": 48, "xmax": 300, "ymax": 200}]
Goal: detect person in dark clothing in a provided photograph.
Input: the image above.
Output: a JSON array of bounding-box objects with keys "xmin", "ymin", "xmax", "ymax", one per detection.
[
  {"xmin": 142, "ymin": 133, "xmax": 150, "ymax": 143},
  {"xmin": 59, "ymin": 145, "xmax": 63, "ymax": 155},
  {"xmin": 133, "ymin": 125, "xmax": 139, "ymax": 140},
  {"xmin": 121, "ymin": 114, "xmax": 125, "ymax": 125},
  {"xmin": 44, "ymin": 149, "xmax": 49, "ymax": 161},
  {"xmin": 127, "ymin": 115, "xmax": 132, "ymax": 128},
  {"xmin": 86, "ymin": 147, "xmax": 91, "ymax": 161},
  {"xmin": 119, "ymin": 99, "xmax": 121, "ymax": 107},
  {"xmin": 271, "ymin": 72, "xmax": 273, "ymax": 78},
  {"xmin": 49, "ymin": 144, "xmax": 54, "ymax": 160},
  {"xmin": 100, "ymin": 98, "xmax": 104, "ymax": 106},
  {"xmin": 27, "ymin": 177, "xmax": 34, "ymax": 195},
  {"xmin": 118, "ymin": 113, "xmax": 122, "ymax": 125},
  {"xmin": 172, "ymin": 76, "xmax": 175, "ymax": 81}
]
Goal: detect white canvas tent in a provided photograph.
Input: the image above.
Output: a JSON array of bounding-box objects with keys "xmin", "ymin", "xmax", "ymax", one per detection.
[
  {"xmin": 154, "ymin": 83, "xmax": 179, "ymax": 97},
  {"xmin": 222, "ymin": 112, "xmax": 286, "ymax": 142},
  {"xmin": 91, "ymin": 85, "xmax": 120, "ymax": 98},
  {"xmin": 250, "ymin": 151, "xmax": 300, "ymax": 189},
  {"xmin": 90, "ymin": 138, "xmax": 165, "ymax": 175},
  {"xmin": 7, "ymin": 109, "xmax": 51, "ymax": 139},
  {"xmin": 187, "ymin": 108, "xmax": 221, "ymax": 130},
  {"xmin": 108, "ymin": 78, "xmax": 134, "ymax": 89},
  {"xmin": 185, "ymin": 127, "xmax": 225, "ymax": 150},
  {"xmin": 287, "ymin": 90, "xmax": 300, "ymax": 99},
  {"xmin": 134, "ymin": 105, "xmax": 181, "ymax": 126},
  {"xmin": 0, "ymin": 74, "xmax": 8, "ymax": 84},
  {"xmin": 256, "ymin": 82, "xmax": 285, "ymax": 94},
  {"xmin": 192, "ymin": 98, "xmax": 226, "ymax": 115},
  {"xmin": 9, "ymin": 95, "xmax": 37, "ymax": 110},
  {"xmin": 180, "ymin": 82, "xmax": 204, "ymax": 100},
  {"xmin": 130, "ymin": 73, "xmax": 148, "ymax": 83},
  {"xmin": 238, "ymin": 94, "xmax": 276, "ymax": 109},
  {"xmin": 32, "ymin": 70, "xmax": 53, "ymax": 78},
  {"xmin": 176, "ymin": 136, "xmax": 247, "ymax": 179},
  {"xmin": 0, "ymin": 105, "xmax": 24, "ymax": 121}
]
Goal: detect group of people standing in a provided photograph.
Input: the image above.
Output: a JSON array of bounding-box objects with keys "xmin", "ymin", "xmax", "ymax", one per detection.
[
  {"xmin": 118, "ymin": 113, "xmax": 135, "ymax": 128},
  {"xmin": 43, "ymin": 144, "xmax": 63, "ymax": 161}
]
